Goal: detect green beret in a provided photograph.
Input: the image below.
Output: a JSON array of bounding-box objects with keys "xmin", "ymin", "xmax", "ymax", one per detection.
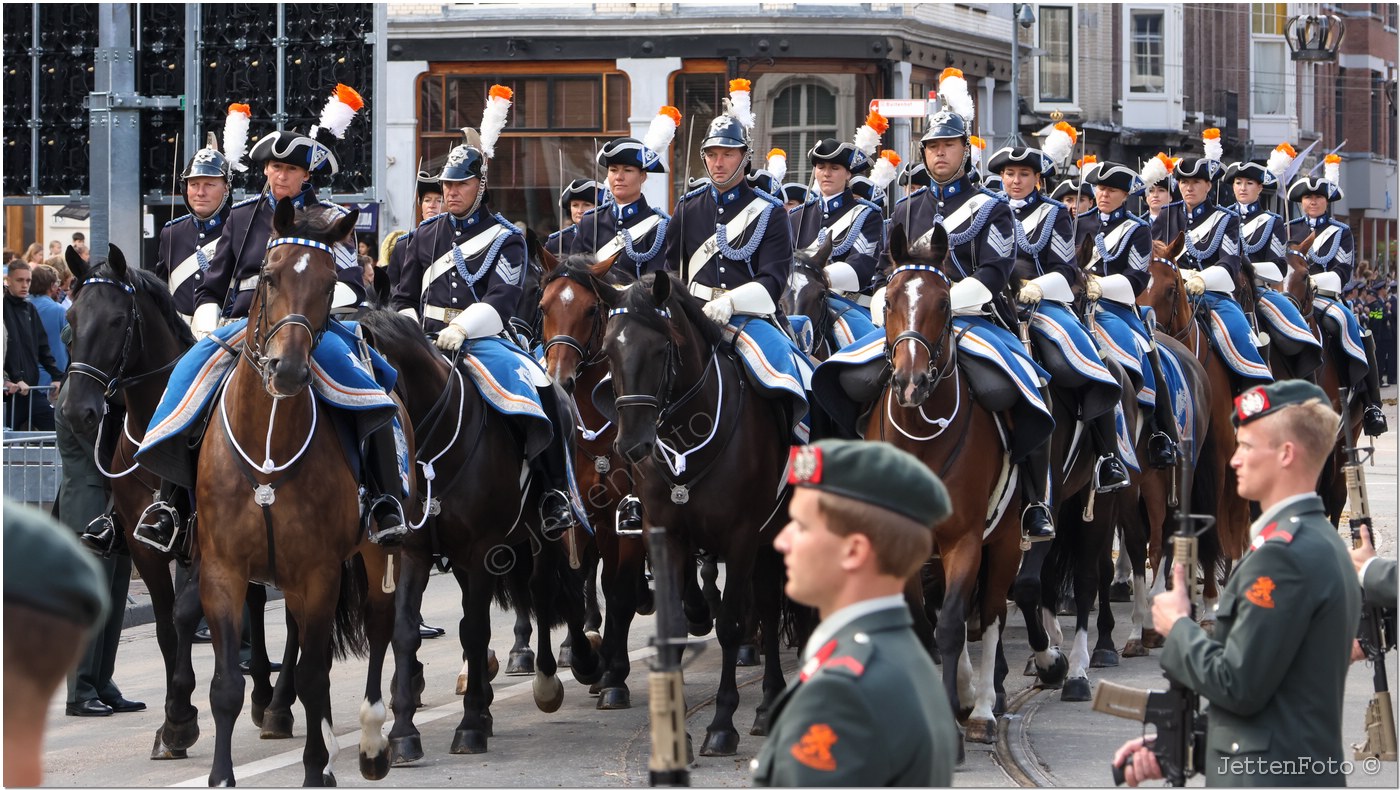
[
  {"xmin": 788, "ymin": 440, "xmax": 952, "ymax": 526},
  {"xmin": 3, "ymin": 498, "xmax": 108, "ymax": 628},
  {"xmin": 1232, "ymin": 379, "xmax": 1329, "ymax": 427}
]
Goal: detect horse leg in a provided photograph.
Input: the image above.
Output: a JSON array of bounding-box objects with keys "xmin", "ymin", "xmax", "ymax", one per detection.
[
  {"xmin": 453, "ymin": 566, "xmax": 497, "ymax": 753},
  {"xmin": 505, "ymin": 605, "xmax": 535, "ymax": 676},
  {"xmin": 1120, "ymin": 491, "xmax": 1152, "ymax": 657},
  {"xmin": 247, "ymin": 583, "xmax": 274, "ymax": 728},
  {"xmin": 596, "ymin": 535, "xmax": 643, "ymax": 710},
  {"xmin": 700, "ymin": 554, "xmax": 751, "ymax": 757},
  {"xmin": 201, "ymin": 566, "xmax": 248, "ymax": 787},
  {"xmin": 1092, "ymin": 551, "xmax": 1120, "ymax": 664},
  {"xmin": 700, "ymin": 553, "xmax": 721, "ymax": 622},
  {"xmin": 1109, "ymin": 529, "xmax": 1134, "ymax": 601},
  {"xmin": 1059, "ymin": 497, "xmax": 1098, "ymax": 701},
  {"xmin": 152, "ymin": 560, "xmax": 200, "ymax": 759},
  {"xmin": 356, "ymin": 550, "xmax": 395, "ymax": 781},
  {"xmin": 966, "ymin": 525, "xmax": 1019, "ymax": 742},
  {"xmin": 292, "ymin": 574, "xmax": 339, "ymax": 787},
  {"xmin": 750, "ymin": 546, "xmax": 786, "ymax": 736},
  {"xmin": 261, "ymin": 609, "xmax": 299, "ymax": 739},
  {"xmin": 388, "ymin": 549, "xmax": 432, "ymax": 765},
  {"xmin": 937, "ymin": 532, "xmax": 980, "ymax": 731},
  {"xmin": 1015, "ymin": 540, "xmax": 1066, "ymax": 687}
]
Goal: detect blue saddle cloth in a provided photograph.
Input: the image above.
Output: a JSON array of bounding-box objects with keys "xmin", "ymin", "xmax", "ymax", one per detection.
[
  {"xmin": 828, "ymin": 293, "xmax": 877, "ymax": 350},
  {"xmin": 1028, "ymin": 302, "xmax": 1122, "ymax": 421},
  {"xmin": 1255, "ymin": 289, "xmax": 1323, "ymax": 379},
  {"xmin": 726, "ymin": 316, "xmax": 813, "ymax": 444},
  {"xmin": 1091, "ymin": 302, "xmax": 1154, "ymax": 409},
  {"xmin": 1314, "ymin": 295, "xmax": 1369, "ymax": 385},
  {"xmin": 1196, "ymin": 292, "xmax": 1273, "ymax": 383},
  {"xmin": 1157, "ymin": 343, "xmax": 1204, "ymax": 468}
]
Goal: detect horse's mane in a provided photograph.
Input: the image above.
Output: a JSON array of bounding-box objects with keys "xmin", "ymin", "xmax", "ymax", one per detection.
[
  {"xmin": 544, "ymin": 255, "xmax": 637, "ymax": 290},
  {"xmin": 790, "ymin": 257, "xmax": 837, "ymax": 351},
  {"xmin": 616, "ymin": 272, "xmax": 724, "ymax": 349},
  {"xmin": 357, "ymin": 306, "xmax": 446, "ymax": 367},
  {"xmin": 80, "ymin": 260, "xmax": 196, "ymax": 347},
  {"xmin": 286, "ymin": 204, "xmax": 350, "ymax": 242}
]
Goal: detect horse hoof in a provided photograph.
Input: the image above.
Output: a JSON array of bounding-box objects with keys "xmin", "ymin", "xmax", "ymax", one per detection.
[
  {"xmin": 251, "ymin": 700, "xmax": 266, "ymax": 729},
  {"xmin": 359, "ymin": 750, "xmax": 390, "ymax": 781},
  {"xmin": 1061, "ymin": 677, "xmax": 1092, "ymax": 702},
  {"xmin": 322, "ymin": 772, "xmax": 337, "ymax": 786},
  {"xmin": 635, "ymin": 589, "xmax": 656, "ymax": 616},
  {"xmin": 389, "ymin": 734, "xmax": 423, "ymax": 765},
  {"xmin": 260, "ymin": 709, "xmax": 295, "ymax": 740},
  {"xmin": 1057, "ymin": 596, "xmax": 1077, "ymax": 616},
  {"xmin": 596, "ymin": 686, "xmax": 631, "ymax": 710},
  {"xmin": 151, "ymin": 729, "xmax": 189, "ymax": 761},
  {"xmin": 750, "ymin": 710, "xmax": 770, "ymax": 737},
  {"xmin": 686, "ymin": 618, "xmax": 713, "ymax": 637},
  {"xmin": 735, "ymin": 644, "xmax": 760, "ymax": 666},
  {"xmin": 533, "ymin": 671, "xmax": 565, "ymax": 713},
  {"xmin": 964, "ymin": 717, "xmax": 997, "ymax": 744},
  {"xmin": 505, "ymin": 648, "xmax": 535, "ymax": 676},
  {"xmin": 1091, "ymin": 648, "xmax": 1120, "ymax": 668},
  {"xmin": 1140, "ymin": 629, "xmax": 1165, "ymax": 649},
  {"xmin": 1036, "ymin": 650, "xmax": 1069, "ymax": 688},
  {"xmin": 450, "ymin": 728, "xmax": 488, "ymax": 755},
  {"xmin": 557, "ymin": 645, "xmax": 574, "ymax": 668},
  {"xmin": 482, "ymin": 711, "xmax": 494, "ymax": 738},
  {"xmin": 1121, "ymin": 639, "xmax": 1150, "ymax": 658},
  {"xmin": 163, "ymin": 716, "xmax": 200, "ymax": 751},
  {"xmin": 993, "ymin": 691, "xmax": 1007, "ymax": 717},
  {"xmin": 1109, "ymin": 581, "xmax": 1133, "ymax": 602},
  {"xmin": 589, "ymin": 679, "xmax": 604, "ymax": 695},
  {"xmin": 570, "ymin": 659, "xmax": 605, "ymax": 687},
  {"xmin": 955, "ymin": 706, "xmax": 974, "ymax": 725},
  {"xmin": 700, "ymin": 729, "xmax": 739, "ymax": 757}
]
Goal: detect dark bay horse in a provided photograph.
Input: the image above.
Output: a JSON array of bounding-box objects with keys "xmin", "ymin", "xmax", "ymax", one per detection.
[
  {"xmin": 870, "ymin": 226, "xmax": 1034, "ymax": 743},
  {"xmin": 781, "ymin": 236, "xmax": 841, "ymax": 360},
  {"xmin": 61, "ymin": 245, "xmax": 287, "ymax": 760},
  {"xmin": 537, "ymin": 247, "xmax": 655, "ymax": 709},
  {"xmin": 595, "ymin": 271, "xmax": 790, "ymax": 756},
  {"xmin": 195, "ymin": 199, "xmax": 400, "ymax": 786},
  {"xmin": 358, "ymin": 307, "xmax": 603, "ymax": 763}
]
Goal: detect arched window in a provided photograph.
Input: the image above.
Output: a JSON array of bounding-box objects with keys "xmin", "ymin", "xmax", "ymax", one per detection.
[{"xmin": 769, "ymin": 82, "xmax": 837, "ymax": 187}]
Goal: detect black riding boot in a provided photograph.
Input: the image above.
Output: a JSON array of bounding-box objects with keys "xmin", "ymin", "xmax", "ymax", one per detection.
[
  {"xmin": 80, "ymin": 507, "xmax": 125, "ymax": 558},
  {"xmin": 1088, "ymin": 410, "xmax": 1131, "ymax": 493},
  {"xmin": 616, "ymin": 494, "xmax": 644, "ymax": 536},
  {"xmin": 1144, "ymin": 345, "xmax": 1181, "ymax": 468},
  {"xmin": 363, "ymin": 421, "xmax": 408, "ymax": 546},
  {"xmin": 1361, "ymin": 330, "xmax": 1389, "ymax": 437},
  {"xmin": 131, "ymin": 479, "xmax": 185, "ymax": 554},
  {"xmin": 536, "ymin": 384, "xmax": 580, "ymax": 540},
  {"xmin": 1019, "ymin": 444, "xmax": 1055, "ymax": 543}
]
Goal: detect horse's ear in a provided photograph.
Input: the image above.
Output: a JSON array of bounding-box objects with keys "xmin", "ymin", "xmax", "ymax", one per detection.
[
  {"xmin": 332, "ymin": 209, "xmax": 359, "ymax": 243},
  {"xmin": 884, "ymin": 225, "xmax": 908, "ymax": 276},
  {"xmin": 1076, "ymin": 231, "xmax": 1096, "ymax": 269},
  {"xmin": 273, "ymin": 196, "xmax": 297, "ymax": 236},
  {"xmin": 66, "ymin": 246, "xmax": 91, "ymax": 281},
  {"xmin": 651, "ymin": 270, "xmax": 672, "ymax": 306},
  {"xmin": 587, "ymin": 250, "xmax": 621, "ymax": 279},
  {"xmin": 1167, "ymin": 231, "xmax": 1185, "ymax": 261},
  {"xmin": 530, "ymin": 229, "xmax": 559, "ymax": 274},
  {"xmin": 107, "ymin": 244, "xmax": 128, "ymax": 279},
  {"xmin": 797, "ymin": 234, "xmax": 833, "ymax": 269},
  {"xmin": 1291, "ymin": 231, "xmax": 1315, "ymax": 258},
  {"xmin": 927, "ymin": 224, "xmax": 949, "ymax": 265},
  {"xmin": 595, "ymin": 278, "xmax": 623, "ymax": 309}
]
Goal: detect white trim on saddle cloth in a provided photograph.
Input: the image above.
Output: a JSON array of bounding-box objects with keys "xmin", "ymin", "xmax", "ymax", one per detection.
[
  {"xmin": 955, "ymin": 323, "xmax": 1051, "ymax": 418},
  {"xmin": 143, "ymin": 325, "xmax": 246, "ymax": 450},
  {"xmin": 1113, "ymin": 403, "xmax": 1141, "ymax": 473},
  {"xmin": 1201, "ymin": 298, "xmax": 1273, "ymax": 382},
  {"xmin": 1158, "ymin": 347, "xmax": 1201, "ymax": 468},
  {"xmin": 1256, "ymin": 292, "xmax": 1322, "ymax": 348},
  {"xmin": 1028, "ymin": 306, "xmax": 1117, "ymax": 387},
  {"xmin": 1316, "ymin": 296, "xmax": 1368, "ymax": 365},
  {"xmin": 1089, "ymin": 308, "xmax": 1155, "ymax": 409},
  {"xmin": 458, "ymin": 350, "xmax": 549, "ymax": 422}
]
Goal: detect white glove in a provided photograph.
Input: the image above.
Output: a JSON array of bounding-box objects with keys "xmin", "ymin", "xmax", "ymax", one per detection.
[
  {"xmin": 436, "ymin": 302, "xmax": 503, "ymax": 352},
  {"xmin": 1086, "ymin": 276, "xmax": 1103, "ymax": 301},
  {"xmin": 192, "ymin": 303, "xmax": 221, "ymax": 341},
  {"xmin": 703, "ymin": 294, "xmax": 735, "ymax": 325},
  {"xmin": 1185, "ymin": 275, "xmax": 1206, "ymax": 297},
  {"xmin": 869, "ymin": 286, "xmax": 888, "ymax": 327},
  {"xmin": 1016, "ymin": 282, "xmax": 1044, "ymax": 305},
  {"xmin": 436, "ymin": 324, "xmax": 468, "ymax": 352}
]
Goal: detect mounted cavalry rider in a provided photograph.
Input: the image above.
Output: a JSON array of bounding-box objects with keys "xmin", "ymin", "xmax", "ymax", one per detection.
[
  {"xmin": 1081, "ymin": 159, "xmax": 1181, "ymax": 469},
  {"xmin": 988, "ymin": 127, "xmax": 1131, "ymax": 494},
  {"xmin": 1288, "ymin": 160, "xmax": 1389, "ymax": 436},
  {"xmin": 569, "ymin": 106, "xmax": 679, "ymax": 279},
  {"xmin": 546, "ymin": 178, "xmax": 602, "ymax": 257},
  {"xmin": 129, "ymin": 84, "xmax": 409, "ymax": 553},
  {"xmin": 392, "ymin": 86, "xmax": 587, "ymax": 536},
  {"xmin": 1226, "ymin": 146, "xmax": 1324, "ymax": 382},
  {"xmin": 788, "ymin": 113, "xmax": 891, "ymax": 326},
  {"xmin": 1151, "ymin": 129, "xmax": 1274, "ymax": 391},
  {"xmin": 383, "ymin": 167, "xmax": 444, "ymax": 308},
  {"xmin": 155, "ymin": 106, "xmax": 247, "ymax": 324},
  {"xmin": 882, "ymin": 67, "xmax": 1055, "ymax": 542}
]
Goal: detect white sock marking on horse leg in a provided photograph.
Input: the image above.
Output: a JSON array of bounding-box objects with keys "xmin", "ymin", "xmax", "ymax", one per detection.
[
  {"xmin": 971, "ymin": 625, "xmax": 1000, "ymax": 721},
  {"xmin": 956, "ymin": 643, "xmax": 976, "ymax": 708},
  {"xmin": 321, "ymin": 717, "xmax": 339, "ymax": 779},
  {"xmin": 1113, "ymin": 538, "xmax": 1132, "ymax": 584},
  {"xmin": 1069, "ymin": 628, "xmax": 1091, "ymax": 679},
  {"xmin": 1041, "ymin": 606, "xmax": 1063, "ymax": 646},
  {"xmin": 1130, "ymin": 573, "xmax": 1150, "ymax": 639},
  {"xmin": 359, "ymin": 698, "xmax": 387, "ymax": 758},
  {"xmin": 294, "ymin": 253, "xmax": 310, "ymax": 274}
]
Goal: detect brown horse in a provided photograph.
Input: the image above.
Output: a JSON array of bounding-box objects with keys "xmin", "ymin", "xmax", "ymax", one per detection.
[
  {"xmin": 537, "ymin": 247, "xmax": 656, "ymax": 709},
  {"xmin": 595, "ymin": 271, "xmax": 791, "ymax": 756},
  {"xmin": 870, "ymin": 226, "xmax": 1025, "ymax": 743},
  {"xmin": 1137, "ymin": 234, "xmax": 1244, "ymax": 622},
  {"xmin": 195, "ymin": 199, "xmax": 401, "ymax": 786},
  {"xmin": 60, "ymin": 245, "xmax": 286, "ymax": 760}
]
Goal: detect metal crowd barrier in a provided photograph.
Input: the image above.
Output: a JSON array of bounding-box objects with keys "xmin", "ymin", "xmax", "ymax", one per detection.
[{"xmin": 2, "ymin": 430, "xmax": 62, "ymax": 513}]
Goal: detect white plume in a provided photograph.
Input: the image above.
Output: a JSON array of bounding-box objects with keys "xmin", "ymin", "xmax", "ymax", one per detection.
[
  {"xmin": 642, "ymin": 110, "xmax": 679, "ymax": 156},
  {"xmin": 853, "ymin": 124, "xmax": 882, "ymax": 157},
  {"xmin": 479, "ymin": 88, "xmax": 513, "ymax": 159},
  {"xmin": 1202, "ymin": 132, "xmax": 1223, "ymax": 162},
  {"xmin": 727, "ymin": 88, "xmax": 755, "ymax": 131},
  {"xmin": 767, "ymin": 151, "xmax": 787, "ymax": 184},
  {"xmin": 222, "ymin": 105, "xmax": 251, "ymax": 173},
  {"xmin": 870, "ymin": 156, "xmax": 898, "ymax": 190},
  {"xmin": 1042, "ymin": 127, "xmax": 1075, "ymax": 170},
  {"xmin": 1265, "ymin": 146, "xmax": 1295, "ymax": 183},
  {"xmin": 1324, "ymin": 158, "xmax": 1340, "ymax": 186},
  {"xmin": 1139, "ymin": 157, "xmax": 1169, "ymax": 192},
  {"xmin": 938, "ymin": 70, "xmax": 975, "ymax": 124},
  {"xmin": 970, "ymin": 145, "xmax": 983, "ymax": 170}
]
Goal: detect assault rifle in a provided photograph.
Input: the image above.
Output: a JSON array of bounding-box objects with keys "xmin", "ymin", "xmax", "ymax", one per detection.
[
  {"xmin": 1094, "ymin": 439, "xmax": 1211, "ymax": 786},
  {"xmin": 648, "ymin": 526, "xmax": 690, "ymax": 786},
  {"xmin": 1342, "ymin": 419, "xmax": 1397, "ymax": 763}
]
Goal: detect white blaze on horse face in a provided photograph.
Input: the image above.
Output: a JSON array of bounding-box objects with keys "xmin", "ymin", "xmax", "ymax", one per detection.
[
  {"xmin": 559, "ymin": 282, "xmax": 575, "ymax": 306},
  {"xmin": 902, "ymin": 278, "xmax": 923, "ymax": 368},
  {"xmin": 615, "ymin": 327, "xmax": 627, "ymax": 348},
  {"xmin": 294, "ymin": 253, "xmax": 310, "ymax": 274}
]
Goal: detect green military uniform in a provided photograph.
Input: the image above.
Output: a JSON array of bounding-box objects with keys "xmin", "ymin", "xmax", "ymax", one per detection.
[
  {"xmin": 1361, "ymin": 557, "xmax": 1397, "ymax": 608},
  {"xmin": 1162, "ymin": 498, "xmax": 1359, "ymax": 785},
  {"xmin": 751, "ymin": 603, "xmax": 959, "ymax": 786}
]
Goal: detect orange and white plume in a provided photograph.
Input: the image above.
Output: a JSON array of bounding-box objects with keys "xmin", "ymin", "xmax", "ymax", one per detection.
[
  {"xmin": 1202, "ymin": 128, "xmax": 1222, "ymax": 162},
  {"xmin": 1042, "ymin": 121, "xmax": 1078, "ymax": 170},
  {"xmin": 1324, "ymin": 153, "xmax": 1341, "ymax": 185},
  {"xmin": 643, "ymin": 105, "xmax": 682, "ymax": 156},
  {"xmin": 853, "ymin": 110, "xmax": 889, "ymax": 157},
  {"xmin": 871, "ymin": 150, "xmax": 901, "ymax": 190},
  {"xmin": 725, "ymin": 78, "xmax": 755, "ymax": 131},
  {"xmin": 315, "ymin": 84, "xmax": 363, "ymax": 140},
  {"xmin": 480, "ymin": 85, "xmax": 513, "ymax": 159},
  {"xmin": 969, "ymin": 135, "xmax": 987, "ymax": 169},
  {"xmin": 1139, "ymin": 152, "xmax": 1174, "ymax": 192},
  {"xmin": 1077, "ymin": 155, "xmax": 1099, "ymax": 180},
  {"xmin": 1266, "ymin": 143, "xmax": 1297, "ymax": 184},
  {"xmin": 937, "ymin": 68, "xmax": 974, "ymax": 124},
  {"xmin": 765, "ymin": 148, "xmax": 787, "ymax": 183},
  {"xmin": 223, "ymin": 103, "xmax": 251, "ymax": 173}
]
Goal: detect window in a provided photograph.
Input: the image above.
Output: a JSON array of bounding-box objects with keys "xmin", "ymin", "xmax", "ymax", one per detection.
[
  {"xmin": 1130, "ymin": 11, "xmax": 1164, "ymax": 94},
  {"xmin": 417, "ymin": 70, "xmax": 629, "ymax": 239},
  {"xmin": 768, "ymin": 82, "xmax": 837, "ymax": 186},
  {"xmin": 1253, "ymin": 40, "xmax": 1288, "ymax": 115},
  {"xmin": 1038, "ymin": 6, "xmax": 1074, "ymax": 104},
  {"xmin": 1250, "ymin": 3, "xmax": 1286, "ymax": 35}
]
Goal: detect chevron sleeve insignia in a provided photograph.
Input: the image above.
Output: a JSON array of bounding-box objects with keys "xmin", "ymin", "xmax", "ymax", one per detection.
[{"xmin": 986, "ymin": 224, "xmax": 1014, "ymax": 259}]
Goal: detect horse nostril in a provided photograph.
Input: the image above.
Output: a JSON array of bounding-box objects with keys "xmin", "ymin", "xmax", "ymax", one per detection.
[{"xmin": 560, "ymin": 377, "xmax": 576, "ymax": 396}]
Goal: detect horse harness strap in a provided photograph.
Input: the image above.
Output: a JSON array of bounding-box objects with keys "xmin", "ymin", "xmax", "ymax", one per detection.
[{"xmin": 219, "ymin": 406, "xmax": 312, "ymax": 590}]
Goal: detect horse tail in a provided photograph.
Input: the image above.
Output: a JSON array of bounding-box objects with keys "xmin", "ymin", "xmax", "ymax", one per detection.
[
  {"xmin": 492, "ymin": 546, "xmax": 534, "ymax": 621},
  {"xmin": 531, "ymin": 541, "xmax": 585, "ymax": 632},
  {"xmin": 331, "ymin": 556, "xmax": 371, "ymax": 661}
]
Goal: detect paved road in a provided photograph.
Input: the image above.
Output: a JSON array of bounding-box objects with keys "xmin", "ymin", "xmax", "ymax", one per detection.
[{"xmin": 41, "ymin": 397, "xmax": 1399, "ymax": 787}]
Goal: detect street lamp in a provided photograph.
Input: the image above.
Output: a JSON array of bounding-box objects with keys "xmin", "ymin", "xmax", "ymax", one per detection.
[
  {"xmin": 1285, "ymin": 14, "xmax": 1345, "ymax": 62},
  {"xmin": 1008, "ymin": 3, "xmax": 1037, "ymax": 146}
]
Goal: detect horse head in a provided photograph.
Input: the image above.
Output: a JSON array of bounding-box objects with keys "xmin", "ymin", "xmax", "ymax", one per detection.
[
  {"xmin": 1282, "ymin": 230, "xmax": 1317, "ymax": 319},
  {"xmin": 882, "ymin": 224, "xmax": 954, "ymax": 408},
  {"xmin": 538, "ymin": 247, "xmax": 623, "ymax": 393},
  {"xmin": 253, "ymin": 197, "xmax": 358, "ymax": 398},
  {"xmin": 62, "ymin": 244, "xmax": 137, "ymax": 432},
  {"xmin": 598, "ymin": 271, "xmax": 716, "ymax": 465},
  {"xmin": 1140, "ymin": 232, "xmax": 1192, "ymax": 337},
  {"xmin": 783, "ymin": 234, "xmax": 832, "ymax": 317}
]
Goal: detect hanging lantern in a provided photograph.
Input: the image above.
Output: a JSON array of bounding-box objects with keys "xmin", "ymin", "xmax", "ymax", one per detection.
[{"xmin": 1285, "ymin": 14, "xmax": 1345, "ymax": 62}]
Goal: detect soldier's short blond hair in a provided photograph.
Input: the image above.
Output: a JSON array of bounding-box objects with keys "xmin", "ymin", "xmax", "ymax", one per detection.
[
  {"xmin": 816, "ymin": 492, "xmax": 932, "ymax": 580},
  {"xmin": 1264, "ymin": 398, "xmax": 1341, "ymax": 469}
]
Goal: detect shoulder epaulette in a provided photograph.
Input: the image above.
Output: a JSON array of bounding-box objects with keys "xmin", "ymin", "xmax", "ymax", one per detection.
[
  {"xmin": 546, "ymin": 227, "xmax": 566, "ymax": 241},
  {"xmin": 163, "ymin": 214, "xmax": 193, "ymax": 229},
  {"xmin": 753, "ymin": 188, "xmax": 783, "ymax": 208},
  {"xmin": 800, "ymin": 636, "xmax": 874, "ymax": 683},
  {"xmin": 232, "ymin": 195, "xmax": 260, "ymax": 209},
  {"xmin": 318, "ymin": 200, "xmax": 350, "ymax": 216},
  {"xmin": 578, "ymin": 206, "xmax": 601, "ymax": 220},
  {"xmin": 893, "ymin": 187, "xmax": 928, "ymax": 208},
  {"xmin": 1248, "ymin": 521, "xmax": 1296, "ymax": 552},
  {"xmin": 418, "ymin": 213, "xmax": 447, "ymax": 229},
  {"xmin": 651, "ymin": 205, "xmax": 670, "ymax": 220},
  {"xmin": 1042, "ymin": 196, "xmax": 1069, "ymax": 211},
  {"xmin": 491, "ymin": 212, "xmax": 525, "ymax": 236},
  {"xmin": 978, "ymin": 187, "xmax": 1010, "ymax": 203},
  {"xmin": 680, "ymin": 184, "xmax": 709, "ymax": 202},
  {"xmin": 854, "ymin": 197, "xmax": 883, "ymax": 213}
]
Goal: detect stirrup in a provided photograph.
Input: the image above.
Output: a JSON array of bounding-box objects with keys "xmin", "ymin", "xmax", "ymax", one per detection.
[
  {"xmin": 1363, "ymin": 405, "xmax": 1388, "ymax": 437},
  {"xmin": 1093, "ymin": 454, "xmax": 1131, "ymax": 493},
  {"xmin": 79, "ymin": 513, "xmax": 121, "ymax": 558},
  {"xmin": 1147, "ymin": 431, "xmax": 1179, "ymax": 469},
  {"xmin": 1021, "ymin": 502, "xmax": 1056, "ymax": 543},
  {"xmin": 133, "ymin": 501, "xmax": 183, "ymax": 553},
  {"xmin": 539, "ymin": 489, "xmax": 577, "ymax": 539},
  {"xmin": 365, "ymin": 495, "xmax": 408, "ymax": 546},
  {"xmin": 615, "ymin": 495, "xmax": 644, "ymax": 537}
]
